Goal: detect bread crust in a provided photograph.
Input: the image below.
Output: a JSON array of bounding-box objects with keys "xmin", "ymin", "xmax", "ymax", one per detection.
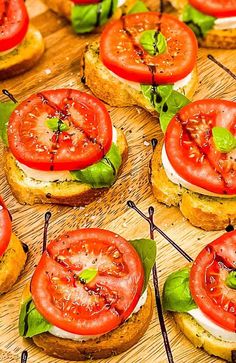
[
  {"xmin": 150, "ymin": 140, "xmax": 236, "ymax": 231},
  {"xmin": 32, "ymin": 285, "xmax": 153, "ymax": 360},
  {"xmin": 4, "ymin": 128, "xmax": 128, "ymax": 206},
  {"xmin": 168, "ymin": 0, "xmax": 236, "ymax": 49},
  {"xmin": 0, "ymin": 24, "xmax": 44, "ymax": 80},
  {"xmin": 0, "ymin": 233, "xmax": 27, "ymax": 294},
  {"xmin": 173, "ymin": 312, "xmax": 236, "ymax": 362},
  {"xmin": 83, "ymin": 42, "xmax": 198, "ymax": 110}
]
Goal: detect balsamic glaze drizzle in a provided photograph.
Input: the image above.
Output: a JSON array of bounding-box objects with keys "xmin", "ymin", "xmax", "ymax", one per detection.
[
  {"xmin": 22, "ymin": 242, "xmax": 29, "ymax": 253},
  {"xmin": 37, "ymin": 91, "xmax": 105, "ymax": 170},
  {"xmin": 42, "ymin": 212, "xmax": 52, "ymax": 253},
  {"xmin": 2, "ymin": 89, "xmax": 17, "ymax": 103},
  {"xmin": 151, "ymin": 138, "xmax": 158, "ymax": 151},
  {"xmin": 226, "ymin": 224, "xmax": 235, "ymax": 232},
  {"xmin": 121, "ymin": 13, "xmax": 163, "ymax": 108},
  {"xmin": 127, "ymin": 200, "xmax": 193, "ymax": 262},
  {"xmin": 95, "ymin": 2, "xmax": 102, "ymax": 27},
  {"xmin": 148, "ymin": 206, "xmax": 174, "ymax": 363},
  {"xmin": 159, "ymin": 0, "xmax": 164, "ymax": 13},
  {"xmin": 207, "ymin": 54, "xmax": 236, "ymax": 81},
  {"xmin": 21, "ymin": 350, "xmax": 28, "ymax": 363}
]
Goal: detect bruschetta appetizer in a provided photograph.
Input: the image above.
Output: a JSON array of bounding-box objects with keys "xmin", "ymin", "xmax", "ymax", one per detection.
[
  {"xmin": 168, "ymin": 0, "xmax": 236, "ymax": 48},
  {"xmin": 0, "ymin": 196, "xmax": 27, "ymax": 294},
  {"xmin": 19, "ymin": 228, "xmax": 155, "ymax": 360},
  {"xmin": 150, "ymin": 99, "xmax": 236, "ymax": 230},
  {"xmin": 163, "ymin": 230, "xmax": 236, "ymax": 362},
  {"xmin": 83, "ymin": 11, "xmax": 199, "ymax": 131},
  {"xmin": 0, "ymin": 89, "xmax": 128, "ymax": 206},
  {"xmin": 151, "ymin": 99, "xmax": 236, "ymax": 230},
  {"xmin": 0, "ymin": 0, "xmax": 44, "ymax": 80}
]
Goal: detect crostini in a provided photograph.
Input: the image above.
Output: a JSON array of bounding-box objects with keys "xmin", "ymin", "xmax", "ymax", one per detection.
[
  {"xmin": 83, "ymin": 11, "xmax": 198, "ymax": 131},
  {"xmin": 0, "ymin": 0, "xmax": 44, "ymax": 80},
  {"xmin": 0, "ymin": 196, "xmax": 28, "ymax": 294},
  {"xmin": 43, "ymin": 0, "xmax": 147, "ymax": 33},
  {"xmin": 163, "ymin": 230, "xmax": 236, "ymax": 362},
  {"xmin": 0, "ymin": 89, "xmax": 128, "ymax": 206},
  {"xmin": 151, "ymin": 99, "xmax": 236, "ymax": 231},
  {"xmin": 19, "ymin": 228, "xmax": 155, "ymax": 360},
  {"xmin": 168, "ymin": 0, "xmax": 236, "ymax": 48}
]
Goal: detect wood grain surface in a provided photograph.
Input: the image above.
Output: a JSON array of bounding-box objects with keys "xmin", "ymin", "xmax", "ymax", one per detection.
[{"xmin": 0, "ymin": 1, "xmax": 236, "ymax": 362}]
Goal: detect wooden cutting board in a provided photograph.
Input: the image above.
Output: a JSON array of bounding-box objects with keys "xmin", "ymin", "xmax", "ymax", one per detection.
[{"xmin": 0, "ymin": 1, "xmax": 235, "ymax": 362}]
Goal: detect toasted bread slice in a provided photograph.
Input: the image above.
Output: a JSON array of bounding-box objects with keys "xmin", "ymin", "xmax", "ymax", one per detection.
[
  {"xmin": 32, "ymin": 285, "xmax": 153, "ymax": 360},
  {"xmin": 150, "ymin": 140, "xmax": 236, "ymax": 231},
  {"xmin": 43, "ymin": 0, "xmax": 138, "ymax": 26},
  {"xmin": 173, "ymin": 312, "xmax": 236, "ymax": 362},
  {"xmin": 0, "ymin": 24, "xmax": 44, "ymax": 80},
  {"xmin": 3, "ymin": 128, "xmax": 128, "ymax": 206},
  {"xmin": 168, "ymin": 0, "xmax": 236, "ymax": 49},
  {"xmin": 0, "ymin": 233, "xmax": 27, "ymax": 294},
  {"xmin": 83, "ymin": 42, "xmax": 198, "ymax": 111}
]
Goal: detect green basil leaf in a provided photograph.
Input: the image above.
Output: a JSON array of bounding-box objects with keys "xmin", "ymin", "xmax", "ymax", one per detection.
[
  {"xmin": 182, "ymin": 4, "xmax": 216, "ymax": 37},
  {"xmin": 141, "ymin": 84, "xmax": 190, "ymax": 132},
  {"xmin": 140, "ymin": 30, "xmax": 167, "ymax": 56},
  {"xmin": 162, "ymin": 267, "xmax": 197, "ymax": 312},
  {"xmin": 46, "ymin": 117, "xmax": 69, "ymax": 132},
  {"xmin": 226, "ymin": 271, "xmax": 236, "ymax": 289},
  {"xmin": 212, "ymin": 126, "xmax": 236, "ymax": 153},
  {"xmin": 79, "ymin": 268, "xmax": 98, "ymax": 284},
  {"xmin": 19, "ymin": 298, "xmax": 52, "ymax": 338},
  {"xmin": 70, "ymin": 142, "xmax": 121, "ymax": 188},
  {"xmin": 71, "ymin": 0, "xmax": 118, "ymax": 34},
  {"xmin": 128, "ymin": 0, "xmax": 148, "ymax": 14},
  {"xmin": 129, "ymin": 239, "xmax": 156, "ymax": 293},
  {"xmin": 0, "ymin": 101, "xmax": 17, "ymax": 146}
]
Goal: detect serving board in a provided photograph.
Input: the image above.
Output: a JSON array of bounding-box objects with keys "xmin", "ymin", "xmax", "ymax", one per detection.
[{"xmin": 0, "ymin": 1, "xmax": 236, "ymax": 362}]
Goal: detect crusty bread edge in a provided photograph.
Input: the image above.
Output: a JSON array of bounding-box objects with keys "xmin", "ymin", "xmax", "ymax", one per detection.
[
  {"xmin": 150, "ymin": 140, "xmax": 236, "ymax": 231},
  {"xmin": 32, "ymin": 285, "xmax": 153, "ymax": 360},
  {"xmin": 3, "ymin": 128, "xmax": 128, "ymax": 206},
  {"xmin": 173, "ymin": 312, "xmax": 236, "ymax": 362},
  {"xmin": 0, "ymin": 233, "xmax": 27, "ymax": 294},
  {"xmin": 0, "ymin": 24, "xmax": 44, "ymax": 81}
]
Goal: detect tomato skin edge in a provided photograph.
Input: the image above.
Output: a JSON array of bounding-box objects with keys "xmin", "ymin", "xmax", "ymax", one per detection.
[
  {"xmin": 31, "ymin": 229, "xmax": 145, "ymax": 335},
  {"xmin": 190, "ymin": 231, "xmax": 236, "ymax": 332},
  {"xmin": 0, "ymin": 196, "xmax": 12, "ymax": 257}
]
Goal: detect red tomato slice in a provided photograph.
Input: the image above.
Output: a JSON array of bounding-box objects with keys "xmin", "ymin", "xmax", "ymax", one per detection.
[
  {"xmin": 100, "ymin": 12, "xmax": 198, "ymax": 84},
  {"xmin": 165, "ymin": 99, "xmax": 236, "ymax": 195},
  {"xmin": 72, "ymin": 0, "xmax": 100, "ymax": 3},
  {"xmin": 189, "ymin": 0, "xmax": 236, "ymax": 18},
  {"xmin": 0, "ymin": 196, "xmax": 12, "ymax": 257},
  {"xmin": 190, "ymin": 231, "xmax": 236, "ymax": 332},
  {"xmin": 0, "ymin": 0, "xmax": 29, "ymax": 52},
  {"xmin": 31, "ymin": 228, "xmax": 144, "ymax": 335},
  {"xmin": 8, "ymin": 89, "xmax": 112, "ymax": 171}
]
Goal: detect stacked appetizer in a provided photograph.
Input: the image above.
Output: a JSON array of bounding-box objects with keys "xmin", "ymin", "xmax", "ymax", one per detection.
[
  {"xmin": 43, "ymin": 0, "xmax": 147, "ymax": 33},
  {"xmin": 0, "ymin": 89, "xmax": 128, "ymax": 206},
  {"xmin": 0, "ymin": 196, "xmax": 27, "ymax": 294},
  {"xmin": 19, "ymin": 228, "xmax": 155, "ymax": 360},
  {"xmin": 0, "ymin": 0, "xmax": 44, "ymax": 80},
  {"xmin": 168, "ymin": 0, "xmax": 236, "ymax": 48},
  {"xmin": 163, "ymin": 230, "xmax": 236, "ymax": 362},
  {"xmin": 151, "ymin": 99, "xmax": 236, "ymax": 230},
  {"xmin": 83, "ymin": 11, "xmax": 198, "ymax": 131}
]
